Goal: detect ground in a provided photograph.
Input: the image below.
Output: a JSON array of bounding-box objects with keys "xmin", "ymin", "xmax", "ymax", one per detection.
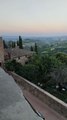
[{"xmin": 22, "ymin": 88, "xmax": 67, "ymax": 120}]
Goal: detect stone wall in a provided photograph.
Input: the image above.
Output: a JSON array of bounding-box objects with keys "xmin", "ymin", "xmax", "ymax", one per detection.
[
  {"xmin": 0, "ymin": 37, "xmax": 4, "ymax": 63},
  {"xmin": 10, "ymin": 72, "xmax": 67, "ymax": 118}
]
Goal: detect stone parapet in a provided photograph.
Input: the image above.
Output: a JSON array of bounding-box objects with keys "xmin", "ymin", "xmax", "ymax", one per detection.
[{"xmin": 10, "ymin": 72, "xmax": 67, "ymax": 118}]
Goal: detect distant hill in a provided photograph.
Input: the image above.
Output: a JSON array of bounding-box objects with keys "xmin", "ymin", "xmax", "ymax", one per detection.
[
  {"xmin": 2, "ymin": 35, "xmax": 67, "ymax": 42},
  {"xmin": 2, "ymin": 36, "xmax": 18, "ymax": 41}
]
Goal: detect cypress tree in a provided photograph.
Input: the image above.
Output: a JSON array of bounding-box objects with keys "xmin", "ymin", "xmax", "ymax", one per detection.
[
  {"xmin": 34, "ymin": 43, "xmax": 38, "ymax": 54},
  {"xmin": 19, "ymin": 36, "xmax": 23, "ymax": 49},
  {"xmin": 30, "ymin": 46, "xmax": 33, "ymax": 51}
]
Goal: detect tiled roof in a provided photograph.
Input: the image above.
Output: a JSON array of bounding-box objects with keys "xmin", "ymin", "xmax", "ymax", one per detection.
[{"xmin": 5, "ymin": 47, "xmax": 34, "ymax": 58}]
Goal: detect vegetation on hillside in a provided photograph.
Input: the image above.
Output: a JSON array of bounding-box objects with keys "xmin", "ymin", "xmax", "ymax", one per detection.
[
  {"xmin": 5, "ymin": 52, "xmax": 67, "ymax": 103},
  {"xmin": 4, "ymin": 37, "xmax": 67, "ymax": 103}
]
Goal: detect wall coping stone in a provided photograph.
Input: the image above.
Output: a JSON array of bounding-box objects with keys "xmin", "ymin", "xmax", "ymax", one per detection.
[{"xmin": 10, "ymin": 72, "xmax": 67, "ymax": 118}]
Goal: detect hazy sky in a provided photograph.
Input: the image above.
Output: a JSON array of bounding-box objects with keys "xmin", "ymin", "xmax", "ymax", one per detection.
[{"xmin": 0, "ymin": 0, "xmax": 67, "ymax": 36}]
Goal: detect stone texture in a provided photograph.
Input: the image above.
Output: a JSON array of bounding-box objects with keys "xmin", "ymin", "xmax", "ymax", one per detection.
[
  {"xmin": 0, "ymin": 68, "xmax": 43, "ymax": 120},
  {"xmin": 11, "ymin": 72, "xmax": 67, "ymax": 118}
]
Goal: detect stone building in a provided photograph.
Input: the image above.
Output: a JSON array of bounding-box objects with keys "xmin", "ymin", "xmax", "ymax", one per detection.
[
  {"xmin": 4, "ymin": 46, "xmax": 34, "ymax": 65},
  {"xmin": 0, "ymin": 37, "xmax": 4, "ymax": 65}
]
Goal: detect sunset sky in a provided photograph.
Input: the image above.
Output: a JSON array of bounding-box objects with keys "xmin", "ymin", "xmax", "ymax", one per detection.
[{"xmin": 0, "ymin": 0, "xmax": 67, "ymax": 36}]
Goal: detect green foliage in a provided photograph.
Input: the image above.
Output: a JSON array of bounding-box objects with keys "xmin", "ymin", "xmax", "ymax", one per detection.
[
  {"xmin": 5, "ymin": 60, "xmax": 15, "ymax": 71},
  {"xmin": 18, "ymin": 64, "xmax": 39, "ymax": 84},
  {"xmin": 12, "ymin": 41, "xmax": 15, "ymax": 48},
  {"xmin": 5, "ymin": 59, "xmax": 22, "ymax": 71},
  {"xmin": 7, "ymin": 41, "xmax": 16, "ymax": 48},
  {"xmin": 34, "ymin": 43, "xmax": 38, "ymax": 54},
  {"xmin": 19, "ymin": 36, "xmax": 23, "ymax": 49},
  {"xmin": 56, "ymin": 52, "xmax": 67, "ymax": 65},
  {"xmin": 51, "ymin": 67, "xmax": 67, "ymax": 84},
  {"xmin": 45, "ymin": 84, "xmax": 67, "ymax": 103},
  {"xmin": 8, "ymin": 41, "xmax": 12, "ymax": 48},
  {"xmin": 3, "ymin": 40, "xmax": 8, "ymax": 48},
  {"xmin": 5, "ymin": 54, "xmax": 66, "ymax": 85},
  {"xmin": 30, "ymin": 46, "xmax": 33, "ymax": 51},
  {"xmin": 5, "ymin": 53, "xmax": 67, "ymax": 103},
  {"xmin": 17, "ymin": 40, "xmax": 19, "ymax": 46}
]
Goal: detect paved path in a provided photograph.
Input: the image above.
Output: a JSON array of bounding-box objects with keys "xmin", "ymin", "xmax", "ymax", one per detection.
[
  {"xmin": 0, "ymin": 68, "xmax": 43, "ymax": 120},
  {"xmin": 22, "ymin": 89, "xmax": 67, "ymax": 120}
]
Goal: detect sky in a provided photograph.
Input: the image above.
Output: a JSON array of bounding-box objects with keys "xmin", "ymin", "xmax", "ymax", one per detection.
[{"xmin": 0, "ymin": 0, "xmax": 67, "ymax": 36}]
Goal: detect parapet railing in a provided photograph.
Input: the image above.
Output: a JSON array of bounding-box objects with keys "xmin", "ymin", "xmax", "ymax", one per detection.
[{"xmin": 10, "ymin": 72, "xmax": 67, "ymax": 119}]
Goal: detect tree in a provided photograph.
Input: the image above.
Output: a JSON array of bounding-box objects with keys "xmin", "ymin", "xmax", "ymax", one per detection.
[
  {"xmin": 30, "ymin": 46, "xmax": 33, "ymax": 51},
  {"xmin": 51, "ymin": 67, "xmax": 67, "ymax": 85},
  {"xmin": 12, "ymin": 41, "xmax": 15, "ymax": 48},
  {"xmin": 3, "ymin": 40, "xmax": 8, "ymax": 48},
  {"xmin": 17, "ymin": 40, "xmax": 19, "ymax": 46},
  {"xmin": 8, "ymin": 41, "xmax": 12, "ymax": 48},
  {"xmin": 34, "ymin": 43, "xmax": 38, "ymax": 54},
  {"xmin": 56, "ymin": 52, "xmax": 67, "ymax": 65},
  {"xmin": 19, "ymin": 36, "xmax": 23, "ymax": 49}
]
